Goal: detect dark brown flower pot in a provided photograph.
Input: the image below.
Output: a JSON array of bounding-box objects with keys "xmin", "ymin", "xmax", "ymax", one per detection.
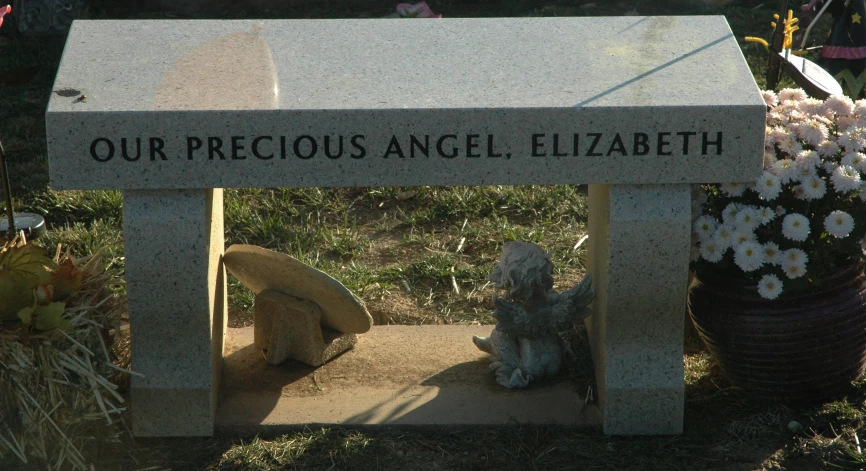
[{"xmin": 688, "ymin": 261, "xmax": 866, "ymax": 403}]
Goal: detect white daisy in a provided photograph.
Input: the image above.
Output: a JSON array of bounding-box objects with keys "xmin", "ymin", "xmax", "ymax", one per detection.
[
  {"xmin": 800, "ymin": 176, "xmax": 827, "ymax": 200},
  {"xmin": 782, "ymin": 213, "xmax": 810, "ymax": 242},
  {"xmin": 796, "ymin": 149, "xmax": 821, "ymax": 167},
  {"xmin": 762, "ymin": 90, "xmax": 778, "ymax": 107},
  {"xmin": 824, "ymin": 210, "xmax": 855, "ymax": 238},
  {"xmin": 781, "ymin": 248, "xmax": 809, "ymax": 268},
  {"xmin": 831, "ymin": 165, "xmax": 862, "ymax": 192},
  {"xmin": 734, "ymin": 240, "xmax": 765, "ymax": 272},
  {"xmin": 841, "ymin": 152, "xmax": 866, "ymax": 168},
  {"xmin": 693, "ymin": 215, "xmax": 719, "ymax": 241},
  {"xmin": 763, "ymin": 151, "xmax": 777, "ymax": 169},
  {"xmin": 792, "ymin": 185, "xmax": 807, "ymax": 199},
  {"xmin": 732, "ymin": 228, "xmax": 756, "ymax": 246},
  {"xmin": 763, "ymin": 242, "xmax": 781, "ymax": 265},
  {"xmin": 755, "ymin": 171, "xmax": 782, "ymax": 201},
  {"xmin": 722, "ymin": 203, "xmax": 741, "ymax": 224},
  {"xmin": 735, "ymin": 208, "xmax": 761, "ymax": 231},
  {"xmin": 758, "ymin": 206, "xmax": 776, "ymax": 224},
  {"xmin": 782, "ymin": 263, "xmax": 807, "ymax": 279},
  {"xmin": 720, "ymin": 182, "xmax": 746, "ymax": 197},
  {"xmin": 713, "ymin": 223, "xmax": 736, "ymax": 250},
  {"xmin": 757, "ymin": 274, "xmax": 783, "ymax": 300},
  {"xmin": 700, "ymin": 240, "xmax": 725, "ymax": 263},
  {"xmin": 793, "ymin": 162, "xmax": 817, "ymax": 182},
  {"xmin": 691, "ymin": 185, "xmax": 708, "ymax": 206},
  {"xmin": 771, "ymin": 159, "xmax": 797, "ymax": 184}
]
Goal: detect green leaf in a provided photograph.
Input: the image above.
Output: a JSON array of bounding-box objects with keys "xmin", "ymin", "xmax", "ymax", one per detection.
[
  {"xmin": 17, "ymin": 304, "xmax": 34, "ymax": 325},
  {"xmin": 32, "ymin": 302, "xmax": 72, "ymax": 331},
  {"xmin": 0, "ymin": 243, "xmax": 56, "ymax": 286}
]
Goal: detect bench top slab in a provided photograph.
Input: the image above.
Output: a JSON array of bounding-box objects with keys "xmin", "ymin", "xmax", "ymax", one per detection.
[{"xmin": 47, "ymin": 17, "xmax": 765, "ymax": 189}]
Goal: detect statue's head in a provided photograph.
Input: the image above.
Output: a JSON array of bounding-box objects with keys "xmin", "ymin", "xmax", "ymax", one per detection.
[{"xmin": 489, "ymin": 241, "xmax": 554, "ymax": 302}]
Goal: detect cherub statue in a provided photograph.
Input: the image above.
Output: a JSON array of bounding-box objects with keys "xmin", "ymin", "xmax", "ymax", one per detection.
[{"xmin": 472, "ymin": 241, "xmax": 594, "ymax": 388}]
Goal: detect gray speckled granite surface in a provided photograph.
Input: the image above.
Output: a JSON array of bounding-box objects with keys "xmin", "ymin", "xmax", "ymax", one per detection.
[
  {"xmin": 587, "ymin": 183, "xmax": 691, "ymax": 435},
  {"xmin": 46, "ymin": 17, "xmax": 765, "ymax": 189}
]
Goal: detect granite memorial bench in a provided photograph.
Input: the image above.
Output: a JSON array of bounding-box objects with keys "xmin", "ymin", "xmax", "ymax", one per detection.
[{"xmin": 46, "ymin": 16, "xmax": 764, "ymax": 437}]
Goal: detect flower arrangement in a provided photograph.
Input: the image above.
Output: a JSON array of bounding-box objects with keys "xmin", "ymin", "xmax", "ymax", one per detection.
[
  {"xmin": 0, "ymin": 4, "xmax": 9, "ymax": 29},
  {"xmin": 691, "ymin": 89, "xmax": 866, "ymax": 300},
  {"xmin": 395, "ymin": 2, "xmax": 441, "ymax": 18}
]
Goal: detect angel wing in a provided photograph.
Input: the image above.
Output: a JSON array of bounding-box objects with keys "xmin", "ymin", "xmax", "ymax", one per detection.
[{"xmin": 493, "ymin": 274, "xmax": 594, "ymax": 338}]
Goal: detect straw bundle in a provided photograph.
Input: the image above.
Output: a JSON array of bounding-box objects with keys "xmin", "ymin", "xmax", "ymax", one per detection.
[{"xmin": 0, "ymin": 238, "xmax": 129, "ymax": 470}]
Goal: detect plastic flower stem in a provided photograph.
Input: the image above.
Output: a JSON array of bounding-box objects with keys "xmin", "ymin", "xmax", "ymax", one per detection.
[{"xmin": 0, "ymin": 138, "xmax": 16, "ymax": 240}]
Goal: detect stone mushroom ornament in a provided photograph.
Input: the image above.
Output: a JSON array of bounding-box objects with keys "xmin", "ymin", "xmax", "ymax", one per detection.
[
  {"xmin": 224, "ymin": 244, "xmax": 373, "ymax": 367},
  {"xmin": 473, "ymin": 242, "xmax": 594, "ymax": 388}
]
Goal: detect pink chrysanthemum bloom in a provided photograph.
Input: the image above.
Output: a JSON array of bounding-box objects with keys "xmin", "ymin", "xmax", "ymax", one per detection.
[
  {"xmin": 816, "ymin": 140, "xmax": 841, "ymax": 157},
  {"xmin": 840, "ymin": 126, "xmax": 866, "ymax": 152},
  {"xmin": 854, "ymin": 99, "xmax": 866, "ymax": 117},
  {"xmin": 793, "ymin": 120, "xmax": 828, "ymax": 146},
  {"xmin": 778, "ymin": 88, "xmax": 808, "ymax": 103},
  {"xmin": 798, "ymin": 97, "xmax": 824, "ymax": 115},
  {"xmin": 823, "ymin": 95, "xmax": 855, "ymax": 117},
  {"xmin": 783, "ymin": 109, "xmax": 808, "ymax": 124},
  {"xmin": 775, "ymin": 131, "xmax": 803, "ymax": 155},
  {"xmin": 762, "ymin": 90, "xmax": 778, "ymax": 107},
  {"xmin": 837, "ymin": 116, "xmax": 859, "ymax": 132}
]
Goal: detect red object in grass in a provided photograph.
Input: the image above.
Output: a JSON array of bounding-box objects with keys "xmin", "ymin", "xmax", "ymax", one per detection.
[{"xmin": 0, "ymin": 5, "xmax": 10, "ymax": 29}]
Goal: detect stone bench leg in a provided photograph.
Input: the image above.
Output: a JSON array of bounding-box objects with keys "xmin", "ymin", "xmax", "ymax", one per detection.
[
  {"xmin": 124, "ymin": 189, "xmax": 227, "ymax": 436},
  {"xmin": 586, "ymin": 184, "xmax": 691, "ymax": 435}
]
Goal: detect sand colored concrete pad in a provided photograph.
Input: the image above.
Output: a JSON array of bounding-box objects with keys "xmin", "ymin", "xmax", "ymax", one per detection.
[{"xmin": 216, "ymin": 325, "xmax": 598, "ymax": 432}]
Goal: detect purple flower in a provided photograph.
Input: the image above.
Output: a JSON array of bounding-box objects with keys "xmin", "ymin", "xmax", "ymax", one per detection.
[{"xmin": 396, "ymin": 2, "xmax": 441, "ymax": 18}]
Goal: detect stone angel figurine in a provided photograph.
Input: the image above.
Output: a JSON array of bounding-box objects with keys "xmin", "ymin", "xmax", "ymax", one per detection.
[{"xmin": 472, "ymin": 241, "xmax": 594, "ymax": 388}]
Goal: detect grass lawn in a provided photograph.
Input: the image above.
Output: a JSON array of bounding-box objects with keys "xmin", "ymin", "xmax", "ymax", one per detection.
[{"xmin": 3, "ymin": 0, "xmax": 866, "ymax": 469}]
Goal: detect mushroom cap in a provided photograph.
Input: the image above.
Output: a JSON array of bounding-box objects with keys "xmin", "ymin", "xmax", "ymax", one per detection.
[{"xmin": 224, "ymin": 244, "xmax": 373, "ymax": 334}]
